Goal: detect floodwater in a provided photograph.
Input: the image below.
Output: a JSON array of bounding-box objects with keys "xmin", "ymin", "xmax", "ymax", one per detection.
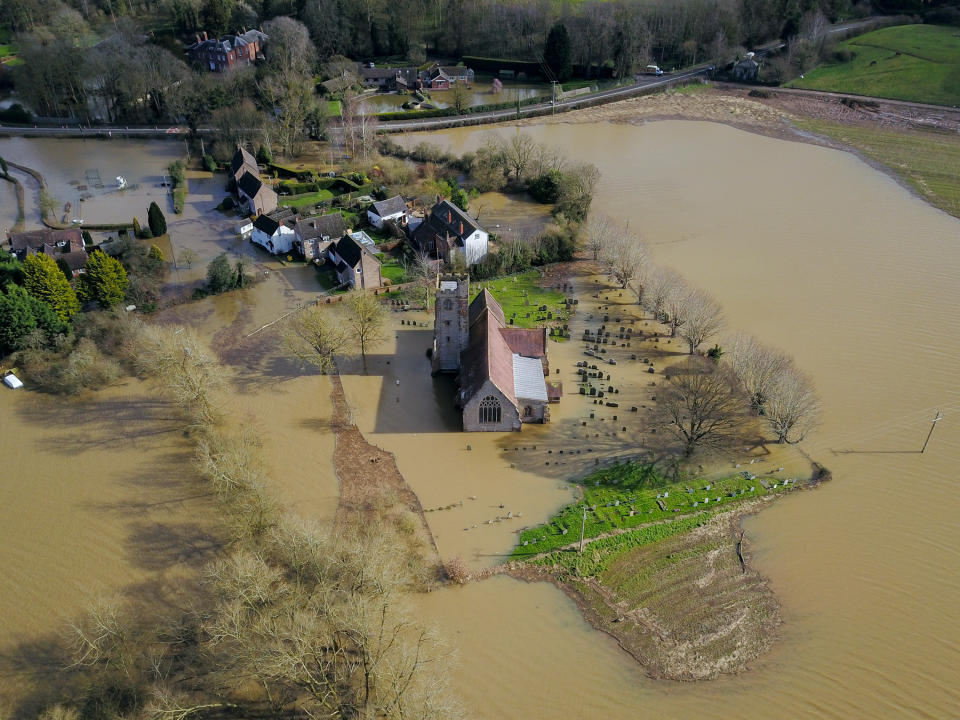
[
  {"xmin": 0, "ymin": 136, "xmax": 184, "ymax": 225},
  {"xmin": 0, "ymin": 178, "xmax": 18, "ymax": 234},
  {"xmin": 386, "ymin": 120, "xmax": 960, "ymax": 719},
  {"xmin": 1, "ymin": 117, "xmax": 958, "ymax": 719},
  {"xmin": 359, "ymin": 79, "xmax": 544, "ymax": 114}
]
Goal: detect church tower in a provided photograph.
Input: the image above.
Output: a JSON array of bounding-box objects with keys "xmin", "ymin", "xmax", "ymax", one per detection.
[{"xmin": 432, "ymin": 274, "xmax": 470, "ymax": 374}]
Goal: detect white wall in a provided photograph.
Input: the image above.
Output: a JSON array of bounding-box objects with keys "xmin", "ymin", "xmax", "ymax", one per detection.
[
  {"xmin": 464, "ymin": 230, "xmax": 489, "ymax": 266},
  {"xmin": 251, "ymin": 225, "xmax": 295, "ymax": 254}
]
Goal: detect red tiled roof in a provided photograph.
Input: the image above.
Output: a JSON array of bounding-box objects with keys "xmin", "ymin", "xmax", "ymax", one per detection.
[{"xmin": 499, "ymin": 327, "xmax": 546, "ymax": 358}]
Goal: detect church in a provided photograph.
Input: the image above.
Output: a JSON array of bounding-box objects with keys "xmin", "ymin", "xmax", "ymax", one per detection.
[{"xmin": 432, "ymin": 275, "xmax": 561, "ymax": 431}]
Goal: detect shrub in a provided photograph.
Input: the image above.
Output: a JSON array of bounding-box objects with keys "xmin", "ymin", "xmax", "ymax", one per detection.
[
  {"xmin": 207, "ymin": 253, "xmax": 234, "ymax": 293},
  {"xmin": 257, "ymin": 145, "xmax": 273, "ymax": 163},
  {"xmin": 148, "ymin": 202, "xmax": 167, "ymax": 236},
  {"xmin": 833, "ymin": 48, "xmax": 855, "ymax": 63},
  {"xmin": 0, "ymin": 103, "xmax": 32, "ymax": 124},
  {"xmin": 148, "ymin": 245, "xmax": 165, "ymax": 262},
  {"xmin": 203, "ymin": 154, "xmax": 217, "ymax": 172}
]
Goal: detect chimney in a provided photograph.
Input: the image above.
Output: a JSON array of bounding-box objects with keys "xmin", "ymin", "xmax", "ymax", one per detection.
[
  {"xmin": 203, "ymin": 31, "xmax": 208, "ymax": 41},
  {"xmin": 459, "ymin": 221, "xmax": 463, "ymax": 234},
  {"xmin": 447, "ymin": 210, "xmax": 452, "ymax": 222},
  {"xmin": 196, "ymin": 33, "xmax": 201, "ymax": 44}
]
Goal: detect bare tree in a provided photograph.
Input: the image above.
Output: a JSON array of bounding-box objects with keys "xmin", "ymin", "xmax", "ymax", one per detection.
[
  {"xmin": 723, "ymin": 332, "xmax": 792, "ymax": 414},
  {"xmin": 600, "ymin": 225, "xmax": 646, "ymax": 289},
  {"xmin": 284, "ymin": 305, "xmax": 349, "ymax": 374},
  {"xmin": 406, "ymin": 249, "xmax": 437, "ymax": 311},
  {"xmin": 764, "ymin": 365, "xmax": 821, "ymax": 443},
  {"xmin": 661, "ymin": 360, "xmax": 748, "ymax": 456},
  {"xmin": 583, "ymin": 214, "xmax": 612, "ymax": 261},
  {"xmin": 662, "ymin": 273, "xmax": 691, "ymax": 338},
  {"xmin": 499, "ymin": 132, "xmax": 537, "ymax": 180},
  {"xmin": 179, "ymin": 248, "xmax": 199, "ymax": 269},
  {"xmin": 678, "ymin": 287, "xmax": 724, "ymax": 354},
  {"xmin": 347, "ymin": 291, "xmax": 387, "ymax": 367},
  {"xmin": 642, "ymin": 265, "xmax": 682, "ymax": 324}
]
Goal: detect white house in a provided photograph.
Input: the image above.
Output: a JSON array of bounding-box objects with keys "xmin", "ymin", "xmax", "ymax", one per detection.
[
  {"xmin": 367, "ymin": 195, "xmax": 408, "ymax": 229},
  {"xmin": 411, "ymin": 199, "xmax": 488, "ymax": 266},
  {"xmin": 251, "ymin": 209, "xmax": 296, "ymax": 254}
]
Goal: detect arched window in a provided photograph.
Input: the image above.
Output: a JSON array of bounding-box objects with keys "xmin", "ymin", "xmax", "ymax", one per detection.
[
  {"xmin": 478, "ymin": 395, "xmax": 501, "ymax": 425},
  {"xmin": 443, "ymin": 298, "xmax": 453, "ymax": 310}
]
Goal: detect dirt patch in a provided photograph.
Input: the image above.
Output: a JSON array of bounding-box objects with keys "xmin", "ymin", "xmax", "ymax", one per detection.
[{"xmin": 329, "ymin": 374, "xmax": 443, "ymax": 578}]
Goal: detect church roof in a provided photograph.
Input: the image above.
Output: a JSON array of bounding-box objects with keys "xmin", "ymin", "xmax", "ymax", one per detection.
[{"xmin": 459, "ymin": 288, "xmax": 548, "ymax": 410}]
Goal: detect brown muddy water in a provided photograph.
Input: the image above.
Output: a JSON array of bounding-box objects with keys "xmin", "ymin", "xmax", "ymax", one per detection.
[
  {"xmin": 1, "ymin": 119, "xmax": 958, "ymax": 718},
  {"xmin": 389, "ymin": 120, "xmax": 960, "ymax": 719}
]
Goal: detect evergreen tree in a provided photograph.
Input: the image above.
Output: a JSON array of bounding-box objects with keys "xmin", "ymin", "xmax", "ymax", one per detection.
[
  {"xmin": 0, "ymin": 283, "xmax": 67, "ymax": 353},
  {"xmin": 0, "ymin": 155, "xmax": 8, "ymax": 178},
  {"xmin": 148, "ymin": 202, "xmax": 167, "ymax": 237},
  {"xmin": 0, "ymin": 249, "xmax": 24, "ymax": 288},
  {"xmin": 78, "ymin": 250, "xmax": 130, "ymax": 309},
  {"xmin": 544, "ymin": 22, "xmax": 573, "ymax": 83},
  {"xmin": 148, "ymin": 245, "xmax": 165, "ymax": 262},
  {"xmin": 207, "ymin": 252, "xmax": 234, "ymax": 293},
  {"xmin": 22, "ymin": 253, "xmax": 80, "ymax": 322}
]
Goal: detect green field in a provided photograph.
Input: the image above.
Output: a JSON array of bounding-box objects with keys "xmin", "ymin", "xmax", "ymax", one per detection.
[
  {"xmin": 282, "ymin": 189, "xmax": 335, "ymax": 209},
  {"xmin": 513, "ymin": 461, "xmax": 797, "ymax": 564},
  {"xmin": 794, "ymin": 118, "xmax": 960, "ymax": 219},
  {"xmin": 379, "ymin": 259, "xmax": 406, "ymax": 284},
  {"xmin": 473, "ymin": 270, "xmax": 570, "ymax": 329},
  {"xmin": 789, "ymin": 25, "xmax": 960, "ymax": 107}
]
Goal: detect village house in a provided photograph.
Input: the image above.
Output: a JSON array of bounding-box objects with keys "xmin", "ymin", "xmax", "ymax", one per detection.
[
  {"xmin": 326, "ymin": 234, "xmax": 382, "ymax": 290},
  {"xmin": 295, "ymin": 212, "xmax": 347, "ymax": 261},
  {"xmin": 7, "ymin": 228, "xmax": 88, "ymax": 277},
  {"xmin": 186, "ymin": 29, "xmax": 267, "ymax": 72},
  {"xmin": 231, "ymin": 146, "xmax": 277, "ymax": 216},
  {"xmin": 251, "ymin": 208, "xmax": 297, "ymax": 254},
  {"xmin": 419, "ymin": 63, "xmax": 475, "ymax": 90},
  {"xmin": 411, "ymin": 199, "xmax": 488, "ymax": 266},
  {"xmin": 358, "ymin": 65, "xmax": 420, "ymax": 92},
  {"xmin": 432, "ymin": 275, "xmax": 560, "ymax": 431},
  {"xmin": 367, "ymin": 195, "xmax": 408, "ymax": 229}
]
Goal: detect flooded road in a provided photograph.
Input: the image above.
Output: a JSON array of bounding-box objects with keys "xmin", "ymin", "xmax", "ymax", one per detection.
[{"xmin": 388, "ymin": 120, "xmax": 960, "ymax": 719}]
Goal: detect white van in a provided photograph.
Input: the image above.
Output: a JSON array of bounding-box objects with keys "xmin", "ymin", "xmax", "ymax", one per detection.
[{"xmin": 645, "ymin": 64, "xmax": 664, "ymax": 76}]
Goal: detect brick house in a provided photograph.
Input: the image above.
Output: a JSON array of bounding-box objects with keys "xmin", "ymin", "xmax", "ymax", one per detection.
[
  {"xmin": 186, "ymin": 29, "xmax": 267, "ymax": 72},
  {"xmin": 420, "ymin": 63, "xmax": 474, "ymax": 90},
  {"xmin": 7, "ymin": 228, "xmax": 88, "ymax": 277},
  {"xmin": 411, "ymin": 199, "xmax": 488, "ymax": 266}
]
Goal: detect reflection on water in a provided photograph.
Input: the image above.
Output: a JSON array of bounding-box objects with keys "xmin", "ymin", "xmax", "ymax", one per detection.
[
  {"xmin": 360, "ymin": 81, "xmax": 544, "ymax": 114},
  {"xmin": 392, "ymin": 120, "xmax": 960, "ymax": 719}
]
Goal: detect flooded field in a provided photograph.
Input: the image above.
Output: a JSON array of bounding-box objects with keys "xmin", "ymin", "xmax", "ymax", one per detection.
[
  {"xmin": 1, "ymin": 114, "xmax": 959, "ymax": 719},
  {"xmin": 389, "ymin": 120, "xmax": 960, "ymax": 719},
  {"xmin": 359, "ymin": 78, "xmax": 544, "ymax": 114},
  {"xmin": 0, "ymin": 136, "xmax": 183, "ymax": 225}
]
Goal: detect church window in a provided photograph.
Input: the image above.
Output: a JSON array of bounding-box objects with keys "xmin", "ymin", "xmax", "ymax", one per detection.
[
  {"xmin": 479, "ymin": 396, "xmax": 501, "ymax": 424},
  {"xmin": 443, "ymin": 299, "xmax": 453, "ymax": 310}
]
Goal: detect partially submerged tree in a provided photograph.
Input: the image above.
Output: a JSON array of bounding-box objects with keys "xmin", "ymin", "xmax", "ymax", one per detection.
[
  {"xmin": 347, "ymin": 291, "xmax": 387, "ymax": 367},
  {"xmin": 284, "ymin": 304, "xmax": 348, "ymax": 374},
  {"xmin": 661, "ymin": 359, "xmax": 747, "ymax": 456},
  {"xmin": 723, "ymin": 332, "xmax": 792, "ymax": 413},
  {"xmin": 599, "ymin": 225, "xmax": 646, "ymax": 290},
  {"xmin": 678, "ymin": 287, "xmax": 724, "ymax": 354},
  {"xmin": 764, "ymin": 365, "xmax": 821, "ymax": 443},
  {"xmin": 642, "ymin": 265, "xmax": 682, "ymax": 323}
]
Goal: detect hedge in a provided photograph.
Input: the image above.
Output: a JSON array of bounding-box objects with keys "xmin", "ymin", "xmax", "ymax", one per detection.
[{"xmin": 376, "ymin": 94, "xmax": 548, "ymax": 121}]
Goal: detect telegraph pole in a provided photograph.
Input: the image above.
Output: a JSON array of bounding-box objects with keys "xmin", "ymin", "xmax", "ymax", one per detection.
[
  {"xmin": 921, "ymin": 410, "xmax": 942, "ymax": 453},
  {"xmin": 551, "ymin": 80, "xmax": 557, "ymax": 115},
  {"xmin": 578, "ymin": 505, "xmax": 587, "ymax": 554}
]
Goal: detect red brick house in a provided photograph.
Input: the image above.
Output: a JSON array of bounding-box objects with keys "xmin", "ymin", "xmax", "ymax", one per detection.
[{"xmin": 186, "ymin": 29, "xmax": 267, "ymax": 72}]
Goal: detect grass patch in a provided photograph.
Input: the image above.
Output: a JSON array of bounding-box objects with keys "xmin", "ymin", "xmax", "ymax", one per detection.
[
  {"xmin": 282, "ymin": 189, "xmax": 335, "ymax": 209},
  {"xmin": 325, "ymin": 100, "xmax": 342, "ymax": 117},
  {"xmin": 513, "ymin": 461, "xmax": 795, "ymax": 560},
  {"xmin": 794, "ymin": 118, "xmax": 960, "ymax": 219},
  {"xmin": 789, "ymin": 25, "xmax": 960, "ymax": 107},
  {"xmin": 473, "ymin": 270, "xmax": 570, "ymax": 329},
  {"xmin": 314, "ymin": 262, "xmax": 347, "ymax": 293},
  {"xmin": 380, "ymin": 260, "xmax": 405, "ymax": 284}
]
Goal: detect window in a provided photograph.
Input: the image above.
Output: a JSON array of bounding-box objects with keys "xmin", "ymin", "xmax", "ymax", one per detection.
[
  {"xmin": 443, "ymin": 299, "xmax": 453, "ymax": 310},
  {"xmin": 479, "ymin": 396, "xmax": 501, "ymax": 425}
]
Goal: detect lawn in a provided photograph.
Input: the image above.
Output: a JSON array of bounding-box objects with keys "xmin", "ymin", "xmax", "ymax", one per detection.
[
  {"xmin": 794, "ymin": 118, "xmax": 960, "ymax": 219},
  {"xmin": 789, "ymin": 25, "xmax": 960, "ymax": 107},
  {"xmin": 380, "ymin": 260, "xmax": 405, "ymax": 284},
  {"xmin": 473, "ymin": 270, "xmax": 570, "ymax": 329},
  {"xmin": 512, "ymin": 460, "xmax": 798, "ymax": 561},
  {"xmin": 283, "ymin": 189, "xmax": 335, "ymax": 209}
]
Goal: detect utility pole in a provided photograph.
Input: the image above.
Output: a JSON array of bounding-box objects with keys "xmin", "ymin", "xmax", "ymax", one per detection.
[
  {"xmin": 921, "ymin": 410, "xmax": 942, "ymax": 453},
  {"xmin": 551, "ymin": 80, "xmax": 557, "ymax": 115},
  {"xmin": 578, "ymin": 505, "xmax": 587, "ymax": 554}
]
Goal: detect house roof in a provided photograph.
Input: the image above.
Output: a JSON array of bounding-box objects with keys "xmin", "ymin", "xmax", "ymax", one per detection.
[
  {"xmin": 237, "ymin": 170, "xmax": 263, "ymax": 198},
  {"xmin": 231, "ymin": 146, "xmax": 258, "ymax": 176},
  {"xmin": 253, "ymin": 214, "xmax": 280, "ymax": 235},
  {"xmin": 296, "ymin": 213, "xmax": 346, "ymax": 242},
  {"xmin": 9, "ymin": 228, "xmax": 83, "ymax": 252},
  {"xmin": 370, "ymin": 195, "xmax": 407, "ymax": 218},
  {"xmin": 334, "ymin": 234, "xmax": 363, "ymax": 267},
  {"xmin": 430, "ymin": 199, "xmax": 481, "ymax": 240},
  {"xmin": 59, "ymin": 251, "xmax": 88, "ymax": 272}
]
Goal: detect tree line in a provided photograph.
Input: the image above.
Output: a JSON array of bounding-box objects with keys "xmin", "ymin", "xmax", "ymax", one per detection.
[{"xmin": 588, "ymin": 214, "xmax": 821, "ymax": 456}]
